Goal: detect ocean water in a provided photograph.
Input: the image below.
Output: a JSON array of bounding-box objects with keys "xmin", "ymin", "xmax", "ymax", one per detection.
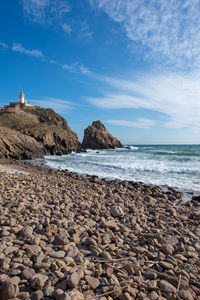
[{"xmin": 37, "ymin": 145, "xmax": 200, "ymax": 193}]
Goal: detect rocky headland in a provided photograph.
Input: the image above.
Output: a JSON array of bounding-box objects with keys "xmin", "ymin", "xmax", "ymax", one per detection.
[
  {"xmin": 82, "ymin": 121, "xmax": 123, "ymax": 150},
  {"xmin": 0, "ymin": 110, "xmax": 123, "ymax": 159},
  {"xmin": 0, "ymin": 107, "xmax": 80, "ymax": 159},
  {"xmin": 0, "ymin": 160, "xmax": 199, "ymax": 300}
]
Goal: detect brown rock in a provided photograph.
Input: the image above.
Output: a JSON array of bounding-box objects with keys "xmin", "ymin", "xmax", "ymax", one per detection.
[
  {"xmin": 20, "ymin": 225, "xmax": 33, "ymax": 237},
  {"xmin": 31, "ymin": 290, "xmax": 44, "ymax": 300},
  {"xmin": 110, "ymin": 206, "xmax": 124, "ymax": 217},
  {"xmin": 22, "ymin": 268, "xmax": 36, "ymax": 280},
  {"xmin": 85, "ymin": 275, "xmax": 100, "ymax": 289},
  {"xmin": 0, "ymin": 281, "xmax": 19, "ymax": 300},
  {"xmin": 67, "ymin": 269, "xmax": 84, "ymax": 288},
  {"xmin": 158, "ymin": 280, "xmax": 176, "ymax": 293},
  {"xmin": 0, "ymin": 107, "xmax": 81, "ymax": 159},
  {"xmin": 65, "ymin": 289, "xmax": 84, "ymax": 300},
  {"xmin": 178, "ymin": 289, "xmax": 193, "ymax": 300},
  {"xmin": 82, "ymin": 121, "xmax": 123, "ymax": 149},
  {"xmin": 30, "ymin": 274, "xmax": 48, "ymax": 290},
  {"xmin": 54, "ymin": 231, "xmax": 69, "ymax": 245}
]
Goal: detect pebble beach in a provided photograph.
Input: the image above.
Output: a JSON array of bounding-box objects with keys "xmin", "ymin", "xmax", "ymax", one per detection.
[{"xmin": 0, "ymin": 159, "xmax": 200, "ymax": 300}]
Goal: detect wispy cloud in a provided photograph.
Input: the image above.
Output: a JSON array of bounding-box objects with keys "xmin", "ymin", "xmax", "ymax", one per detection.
[
  {"xmin": 62, "ymin": 23, "xmax": 72, "ymax": 34},
  {"xmin": 106, "ymin": 118, "xmax": 156, "ymax": 129},
  {"xmin": 30, "ymin": 97, "xmax": 74, "ymax": 113},
  {"xmin": 87, "ymin": 71, "xmax": 200, "ymax": 130},
  {"xmin": 90, "ymin": 0, "xmax": 200, "ymax": 66},
  {"xmin": 20, "ymin": 0, "xmax": 70, "ymax": 25},
  {"xmin": 78, "ymin": 22, "xmax": 93, "ymax": 40},
  {"xmin": 63, "ymin": 62, "xmax": 92, "ymax": 76},
  {"xmin": 0, "ymin": 41, "xmax": 8, "ymax": 49},
  {"xmin": 12, "ymin": 43, "xmax": 44, "ymax": 58}
]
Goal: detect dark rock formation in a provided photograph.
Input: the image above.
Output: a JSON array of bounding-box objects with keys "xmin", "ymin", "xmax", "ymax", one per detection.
[
  {"xmin": 0, "ymin": 107, "xmax": 80, "ymax": 159},
  {"xmin": 82, "ymin": 120, "xmax": 123, "ymax": 149}
]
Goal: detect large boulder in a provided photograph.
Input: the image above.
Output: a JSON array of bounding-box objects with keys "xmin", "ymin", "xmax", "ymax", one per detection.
[
  {"xmin": 0, "ymin": 106, "xmax": 81, "ymax": 159},
  {"xmin": 82, "ymin": 120, "xmax": 123, "ymax": 149}
]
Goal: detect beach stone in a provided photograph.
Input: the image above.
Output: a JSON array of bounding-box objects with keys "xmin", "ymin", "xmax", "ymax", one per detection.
[
  {"xmin": 119, "ymin": 292, "xmax": 132, "ymax": 300},
  {"xmin": 110, "ymin": 206, "xmax": 124, "ymax": 217},
  {"xmin": 24, "ymin": 245, "xmax": 41, "ymax": 256},
  {"xmin": 54, "ymin": 231, "xmax": 69, "ymax": 245},
  {"xmin": 49, "ymin": 251, "xmax": 66, "ymax": 258},
  {"xmin": 144, "ymin": 271, "xmax": 157, "ymax": 280},
  {"xmin": 1, "ymin": 230, "xmax": 10, "ymax": 236},
  {"xmin": 1, "ymin": 257, "xmax": 11, "ymax": 269},
  {"xmin": 178, "ymin": 289, "xmax": 193, "ymax": 300},
  {"xmin": 4, "ymin": 246, "xmax": 18, "ymax": 256},
  {"xmin": 0, "ymin": 274, "xmax": 9, "ymax": 283},
  {"xmin": 46, "ymin": 224, "xmax": 58, "ymax": 234},
  {"xmin": 22, "ymin": 268, "xmax": 36, "ymax": 280},
  {"xmin": 65, "ymin": 289, "xmax": 84, "ymax": 300},
  {"xmin": 84, "ymin": 237, "xmax": 97, "ymax": 246},
  {"xmin": 0, "ymin": 281, "xmax": 19, "ymax": 300},
  {"xmin": 85, "ymin": 275, "xmax": 100, "ymax": 289},
  {"xmin": 20, "ymin": 226, "xmax": 33, "ymax": 237},
  {"xmin": 54, "ymin": 288, "xmax": 64, "ymax": 300},
  {"xmin": 124, "ymin": 286, "xmax": 136, "ymax": 298},
  {"xmin": 31, "ymin": 290, "xmax": 44, "ymax": 300},
  {"xmin": 162, "ymin": 244, "xmax": 174, "ymax": 255},
  {"xmin": 123, "ymin": 264, "xmax": 135, "ymax": 275},
  {"xmin": 67, "ymin": 269, "xmax": 84, "ymax": 288},
  {"xmin": 101, "ymin": 250, "xmax": 112, "ymax": 260},
  {"xmin": 159, "ymin": 261, "xmax": 174, "ymax": 270},
  {"xmin": 44, "ymin": 285, "xmax": 54, "ymax": 297},
  {"xmin": 30, "ymin": 274, "xmax": 48, "ymax": 290},
  {"xmin": 10, "ymin": 217, "xmax": 16, "ymax": 227},
  {"xmin": 158, "ymin": 280, "xmax": 176, "ymax": 293}
]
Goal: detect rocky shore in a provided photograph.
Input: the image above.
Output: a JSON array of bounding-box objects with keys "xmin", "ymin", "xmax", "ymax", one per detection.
[{"xmin": 0, "ymin": 160, "xmax": 200, "ymax": 300}]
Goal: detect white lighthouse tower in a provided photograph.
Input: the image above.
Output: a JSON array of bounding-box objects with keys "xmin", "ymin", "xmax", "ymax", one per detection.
[{"xmin": 19, "ymin": 91, "xmax": 26, "ymax": 104}]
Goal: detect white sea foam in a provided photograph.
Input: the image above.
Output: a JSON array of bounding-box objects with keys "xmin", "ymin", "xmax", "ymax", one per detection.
[{"xmin": 36, "ymin": 145, "xmax": 200, "ymax": 193}]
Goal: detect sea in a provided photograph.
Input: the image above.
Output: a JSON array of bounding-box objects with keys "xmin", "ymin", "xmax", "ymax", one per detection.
[{"xmin": 35, "ymin": 145, "xmax": 200, "ymax": 194}]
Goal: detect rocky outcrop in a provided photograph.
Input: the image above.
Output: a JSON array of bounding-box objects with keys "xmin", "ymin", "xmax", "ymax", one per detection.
[
  {"xmin": 21, "ymin": 123, "xmax": 79, "ymax": 155},
  {"xmin": 82, "ymin": 120, "xmax": 123, "ymax": 149},
  {"xmin": 0, "ymin": 107, "xmax": 80, "ymax": 159},
  {"xmin": 0, "ymin": 126, "xmax": 45, "ymax": 159}
]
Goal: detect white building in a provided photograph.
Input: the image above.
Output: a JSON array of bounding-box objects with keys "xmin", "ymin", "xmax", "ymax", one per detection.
[{"xmin": 19, "ymin": 91, "xmax": 26, "ymax": 104}]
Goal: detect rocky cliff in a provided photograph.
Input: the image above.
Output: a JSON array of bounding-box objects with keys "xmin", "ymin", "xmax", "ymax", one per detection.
[
  {"xmin": 82, "ymin": 120, "xmax": 123, "ymax": 149},
  {"xmin": 0, "ymin": 126, "xmax": 45, "ymax": 159},
  {"xmin": 0, "ymin": 107, "xmax": 80, "ymax": 159}
]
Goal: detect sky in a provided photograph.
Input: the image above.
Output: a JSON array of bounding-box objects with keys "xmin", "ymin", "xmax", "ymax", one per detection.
[{"xmin": 0, "ymin": 0, "xmax": 200, "ymax": 144}]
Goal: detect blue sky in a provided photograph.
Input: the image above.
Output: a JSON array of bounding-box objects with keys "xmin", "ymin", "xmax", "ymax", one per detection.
[{"xmin": 0, "ymin": 0, "xmax": 200, "ymax": 144}]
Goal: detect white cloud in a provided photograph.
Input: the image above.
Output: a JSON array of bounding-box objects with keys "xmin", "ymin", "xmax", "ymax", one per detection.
[
  {"xmin": 50, "ymin": 60, "xmax": 56, "ymax": 64},
  {"xmin": 79, "ymin": 65, "xmax": 92, "ymax": 76},
  {"xmin": 0, "ymin": 41, "xmax": 8, "ymax": 49},
  {"xmin": 62, "ymin": 63, "xmax": 92, "ymax": 76},
  {"xmin": 62, "ymin": 23, "xmax": 72, "ymax": 34},
  {"xmin": 87, "ymin": 71, "xmax": 200, "ymax": 130},
  {"xmin": 20, "ymin": 0, "xmax": 70, "ymax": 25},
  {"xmin": 106, "ymin": 118, "xmax": 156, "ymax": 129},
  {"xmin": 90, "ymin": 0, "xmax": 200, "ymax": 66},
  {"xmin": 78, "ymin": 22, "xmax": 93, "ymax": 40},
  {"xmin": 30, "ymin": 97, "xmax": 74, "ymax": 113},
  {"xmin": 12, "ymin": 43, "xmax": 43, "ymax": 58}
]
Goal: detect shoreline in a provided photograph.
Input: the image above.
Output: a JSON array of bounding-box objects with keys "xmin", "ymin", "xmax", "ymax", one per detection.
[
  {"xmin": 0, "ymin": 158, "xmax": 189, "ymax": 200},
  {"xmin": 32, "ymin": 157, "xmax": 200, "ymax": 202},
  {"xmin": 1, "ymin": 157, "xmax": 200, "ymax": 203},
  {"xmin": 0, "ymin": 159, "xmax": 200, "ymax": 299}
]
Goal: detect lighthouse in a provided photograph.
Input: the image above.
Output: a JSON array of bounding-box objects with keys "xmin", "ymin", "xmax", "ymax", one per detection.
[{"xmin": 19, "ymin": 91, "xmax": 26, "ymax": 104}]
